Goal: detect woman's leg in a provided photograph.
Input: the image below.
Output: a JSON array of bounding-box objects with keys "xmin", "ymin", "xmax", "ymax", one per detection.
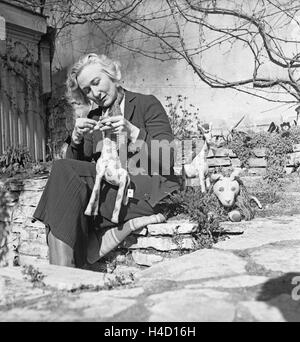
[
  {"xmin": 33, "ymin": 159, "xmax": 97, "ymax": 268},
  {"xmin": 98, "ymin": 213, "xmax": 166, "ymax": 258},
  {"xmin": 48, "ymin": 231, "xmax": 75, "ymax": 267}
]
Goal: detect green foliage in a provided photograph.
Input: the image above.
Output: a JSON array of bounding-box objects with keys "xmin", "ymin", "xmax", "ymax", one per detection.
[
  {"xmin": 162, "ymin": 187, "xmax": 229, "ymax": 248},
  {"xmin": 0, "ymin": 187, "xmax": 10, "ymax": 265},
  {"xmin": 165, "ymin": 95, "xmax": 203, "ymax": 139},
  {"xmin": 0, "ymin": 146, "xmax": 32, "ymax": 176},
  {"xmin": 22, "ymin": 264, "xmax": 45, "ymax": 285},
  {"xmin": 228, "ymin": 131, "xmax": 254, "ymax": 168},
  {"xmin": 0, "ymin": 146, "xmax": 51, "ymax": 179},
  {"xmin": 228, "ymin": 127, "xmax": 300, "ymax": 184}
]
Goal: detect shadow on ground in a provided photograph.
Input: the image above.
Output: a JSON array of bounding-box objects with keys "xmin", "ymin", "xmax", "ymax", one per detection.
[{"xmin": 256, "ymin": 273, "xmax": 300, "ymax": 322}]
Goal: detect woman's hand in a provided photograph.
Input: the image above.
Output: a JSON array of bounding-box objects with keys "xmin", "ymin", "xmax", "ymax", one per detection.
[
  {"xmin": 99, "ymin": 116, "xmax": 140, "ymax": 141},
  {"xmin": 72, "ymin": 118, "xmax": 98, "ymax": 144}
]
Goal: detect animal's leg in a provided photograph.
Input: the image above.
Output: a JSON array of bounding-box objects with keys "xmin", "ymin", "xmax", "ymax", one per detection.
[
  {"xmin": 111, "ymin": 172, "xmax": 128, "ymax": 224},
  {"xmin": 205, "ymin": 175, "xmax": 211, "ymax": 190},
  {"xmin": 122, "ymin": 174, "xmax": 131, "ymax": 206},
  {"xmin": 85, "ymin": 167, "xmax": 105, "ymax": 216},
  {"xmin": 198, "ymin": 168, "xmax": 206, "ymax": 193}
]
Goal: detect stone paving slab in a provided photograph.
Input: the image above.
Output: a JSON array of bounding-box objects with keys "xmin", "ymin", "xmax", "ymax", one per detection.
[
  {"xmin": 146, "ymin": 289, "xmax": 235, "ymax": 322},
  {"xmin": 1, "ymin": 213, "xmax": 300, "ymax": 322},
  {"xmin": 137, "ymin": 249, "xmax": 247, "ymax": 282},
  {"xmin": 67, "ymin": 293, "xmax": 137, "ymax": 321},
  {"xmin": 0, "ymin": 264, "xmax": 119, "ymax": 291},
  {"xmin": 248, "ymin": 241, "xmax": 300, "ymax": 273},
  {"xmin": 0, "ymin": 277, "xmax": 52, "ymax": 307},
  {"xmin": 237, "ymin": 294, "xmax": 300, "ymax": 322},
  {"xmin": 185, "ymin": 275, "xmax": 269, "ymax": 289},
  {"xmin": 214, "ymin": 215, "xmax": 300, "ymax": 250}
]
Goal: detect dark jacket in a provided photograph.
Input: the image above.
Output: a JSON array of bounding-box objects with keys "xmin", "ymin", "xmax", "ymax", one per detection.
[{"xmin": 65, "ymin": 90, "xmax": 180, "ymax": 210}]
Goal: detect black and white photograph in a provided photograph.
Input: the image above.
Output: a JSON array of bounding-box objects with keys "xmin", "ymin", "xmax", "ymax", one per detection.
[{"xmin": 0, "ymin": 0, "xmax": 299, "ymax": 325}]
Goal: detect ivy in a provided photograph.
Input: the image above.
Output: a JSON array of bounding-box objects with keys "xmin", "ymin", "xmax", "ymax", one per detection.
[
  {"xmin": 228, "ymin": 127, "xmax": 300, "ymax": 184},
  {"xmin": 0, "ymin": 186, "xmax": 10, "ymax": 265}
]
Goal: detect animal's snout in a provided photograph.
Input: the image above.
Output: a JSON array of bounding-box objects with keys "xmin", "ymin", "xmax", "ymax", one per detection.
[{"xmin": 223, "ymin": 198, "xmax": 234, "ymax": 207}]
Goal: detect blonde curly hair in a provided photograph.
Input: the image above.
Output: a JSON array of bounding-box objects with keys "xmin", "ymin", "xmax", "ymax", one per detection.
[{"xmin": 66, "ymin": 53, "xmax": 122, "ymax": 106}]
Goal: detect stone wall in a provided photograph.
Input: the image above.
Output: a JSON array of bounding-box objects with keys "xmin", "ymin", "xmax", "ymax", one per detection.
[
  {"xmin": 178, "ymin": 145, "xmax": 300, "ymax": 187},
  {"xmin": 3, "ymin": 176, "xmax": 201, "ymax": 269},
  {"xmin": 3, "ymin": 145, "xmax": 300, "ymax": 269}
]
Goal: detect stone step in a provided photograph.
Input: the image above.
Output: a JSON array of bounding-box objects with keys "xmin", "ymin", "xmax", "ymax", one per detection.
[
  {"xmin": 5, "ymin": 177, "xmax": 48, "ymax": 191},
  {"xmin": 131, "ymin": 250, "xmax": 166, "ymax": 266},
  {"xmin": 128, "ymin": 236, "xmax": 196, "ymax": 251},
  {"xmin": 136, "ymin": 221, "xmax": 197, "ymax": 236}
]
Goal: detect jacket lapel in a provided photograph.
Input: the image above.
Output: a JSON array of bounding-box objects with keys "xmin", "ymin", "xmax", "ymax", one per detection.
[{"xmin": 124, "ymin": 90, "xmax": 136, "ymax": 122}]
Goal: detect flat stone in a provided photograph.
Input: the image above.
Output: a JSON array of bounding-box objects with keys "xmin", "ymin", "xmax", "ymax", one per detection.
[
  {"xmin": 102, "ymin": 287, "xmax": 144, "ymax": 298},
  {"xmin": 231, "ymin": 158, "xmax": 241, "ymax": 168},
  {"xmin": 12, "ymin": 205, "xmax": 36, "ymax": 221},
  {"xmin": 18, "ymin": 255, "xmax": 48, "ymax": 266},
  {"xmin": 248, "ymin": 158, "xmax": 267, "ymax": 168},
  {"xmin": 249, "ymin": 241, "xmax": 300, "ymax": 273},
  {"xmin": 185, "ymin": 275, "xmax": 269, "ymax": 289},
  {"xmin": 0, "ymin": 265, "xmax": 117, "ymax": 291},
  {"xmin": 19, "ymin": 242, "xmax": 48, "ymax": 258},
  {"xmin": 146, "ymin": 289, "xmax": 235, "ymax": 322},
  {"xmin": 214, "ymin": 215, "xmax": 300, "ymax": 250},
  {"xmin": 238, "ymin": 300, "xmax": 287, "ymax": 322},
  {"xmin": 68, "ymin": 292, "xmax": 136, "ymax": 320},
  {"xmin": 19, "ymin": 229, "xmax": 46, "ymax": 245},
  {"xmin": 10, "ymin": 219, "xmax": 45, "ymax": 231},
  {"xmin": 219, "ymin": 222, "xmax": 245, "ymax": 234},
  {"xmin": 213, "ymin": 148, "xmax": 237, "ymax": 158},
  {"xmin": 132, "ymin": 250, "xmax": 165, "ymax": 266},
  {"xmin": 137, "ymin": 249, "xmax": 247, "ymax": 282},
  {"xmin": 0, "ymin": 276, "xmax": 52, "ymax": 307},
  {"xmin": 267, "ymin": 294, "xmax": 300, "ymax": 322},
  {"xmin": 128, "ymin": 236, "xmax": 196, "ymax": 251},
  {"xmin": 208, "ymin": 158, "xmax": 231, "ymax": 167},
  {"xmin": 5, "ymin": 177, "xmax": 47, "ymax": 191},
  {"xmin": 18, "ymin": 191, "xmax": 42, "ymax": 206},
  {"xmin": 0, "ymin": 308, "xmax": 54, "ymax": 322},
  {"xmin": 146, "ymin": 221, "xmax": 197, "ymax": 236}
]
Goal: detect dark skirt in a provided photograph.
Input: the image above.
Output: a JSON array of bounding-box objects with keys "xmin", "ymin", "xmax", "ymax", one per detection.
[{"xmin": 33, "ymin": 159, "xmax": 161, "ymax": 266}]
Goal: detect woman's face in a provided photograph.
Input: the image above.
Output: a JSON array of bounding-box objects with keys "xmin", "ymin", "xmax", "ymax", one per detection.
[{"xmin": 77, "ymin": 63, "xmax": 118, "ymax": 108}]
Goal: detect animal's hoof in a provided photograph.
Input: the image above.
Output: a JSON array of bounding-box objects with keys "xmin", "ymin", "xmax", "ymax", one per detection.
[
  {"xmin": 111, "ymin": 217, "xmax": 119, "ymax": 224},
  {"xmin": 84, "ymin": 209, "xmax": 91, "ymax": 216}
]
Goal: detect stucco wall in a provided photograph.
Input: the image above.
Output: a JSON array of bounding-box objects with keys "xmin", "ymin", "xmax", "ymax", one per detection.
[{"xmin": 50, "ymin": 0, "xmax": 299, "ymax": 139}]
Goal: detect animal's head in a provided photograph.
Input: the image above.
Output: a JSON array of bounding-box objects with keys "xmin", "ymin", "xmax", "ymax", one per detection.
[
  {"xmin": 198, "ymin": 122, "xmax": 213, "ymax": 144},
  {"xmin": 211, "ymin": 168, "xmax": 242, "ymax": 208}
]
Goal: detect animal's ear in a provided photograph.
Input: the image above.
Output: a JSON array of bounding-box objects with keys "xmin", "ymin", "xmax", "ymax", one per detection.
[
  {"xmin": 198, "ymin": 124, "xmax": 205, "ymax": 134},
  {"xmin": 211, "ymin": 173, "xmax": 223, "ymax": 182},
  {"xmin": 230, "ymin": 168, "xmax": 242, "ymax": 180}
]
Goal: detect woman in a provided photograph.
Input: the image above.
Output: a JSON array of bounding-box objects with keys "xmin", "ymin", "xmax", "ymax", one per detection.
[{"xmin": 33, "ymin": 53, "xmax": 180, "ymax": 268}]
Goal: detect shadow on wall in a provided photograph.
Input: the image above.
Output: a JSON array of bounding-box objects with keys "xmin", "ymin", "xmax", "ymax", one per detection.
[
  {"xmin": 47, "ymin": 66, "xmax": 74, "ymax": 159},
  {"xmin": 256, "ymin": 272, "xmax": 300, "ymax": 322}
]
